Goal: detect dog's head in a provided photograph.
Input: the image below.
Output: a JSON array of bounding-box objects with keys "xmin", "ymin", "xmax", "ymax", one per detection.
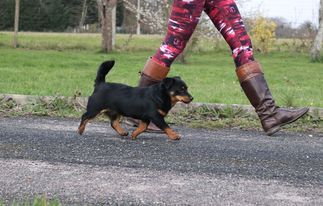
[{"xmin": 162, "ymin": 77, "xmax": 193, "ymax": 105}]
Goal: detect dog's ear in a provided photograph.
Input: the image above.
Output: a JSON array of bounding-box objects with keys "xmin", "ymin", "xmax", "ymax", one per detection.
[
  {"xmin": 173, "ymin": 76, "xmax": 181, "ymax": 80},
  {"xmin": 162, "ymin": 78, "xmax": 175, "ymax": 90}
]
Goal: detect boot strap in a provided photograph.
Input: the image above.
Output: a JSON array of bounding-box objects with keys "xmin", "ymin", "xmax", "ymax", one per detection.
[{"xmin": 139, "ymin": 72, "xmax": 161, "ymax": 86}]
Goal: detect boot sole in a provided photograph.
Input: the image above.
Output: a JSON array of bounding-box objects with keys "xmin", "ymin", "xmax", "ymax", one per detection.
[{"xmin": 265, "ymin": 108, "xmax": 309, "ymax": 136}]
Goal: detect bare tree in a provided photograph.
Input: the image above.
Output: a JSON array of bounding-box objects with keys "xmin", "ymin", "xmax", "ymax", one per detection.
[
  {"xmin": 311, "ymin": 0, "xmax": 323, "ymax": 61},
  {"xmin": 13, "ymin": 0, "xmax": 20, "ymax": 48},
  {"xmin": 123, "ymin": 0, "xmax": 170, "ymax": 34},
  {"xmin": 97, "ymin": 0, "xmax": 117, "ymax": 52}
]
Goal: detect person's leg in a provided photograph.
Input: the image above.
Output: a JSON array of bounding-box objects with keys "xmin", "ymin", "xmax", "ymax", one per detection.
[
  {"xmin": 128, "ymin": 0, "xmax": 206, "ymax": 132},
  {"xmin": 204, "ymin": 0, "xmax": 254, "ymax": 67},
  {"xmin": 205, "ymin": 0, "xmax": 308, "ymax": 135},
  {"xmin": 139, "ymin": 0, "xmax": 206, "ymax": 87}
]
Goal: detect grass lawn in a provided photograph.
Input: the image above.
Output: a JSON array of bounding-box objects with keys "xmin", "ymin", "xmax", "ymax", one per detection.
[{"xmin": 0, "ymin": 32, "xmax": 322, "ymax": 107}]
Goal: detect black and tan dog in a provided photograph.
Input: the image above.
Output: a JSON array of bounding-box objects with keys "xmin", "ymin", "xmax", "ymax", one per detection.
[{"xmin": 77, "ymin": 60, "xmax": 193, "ymax": 140}]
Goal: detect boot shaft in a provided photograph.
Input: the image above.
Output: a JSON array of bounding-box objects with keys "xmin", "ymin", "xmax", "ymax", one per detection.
[
  {"xmin": 138, "ymin": 57, "xmax": 170, "ymax": 87},
  {"xmin": 236, "ymin": 61, "xmax": 275, "ymax": 111}
]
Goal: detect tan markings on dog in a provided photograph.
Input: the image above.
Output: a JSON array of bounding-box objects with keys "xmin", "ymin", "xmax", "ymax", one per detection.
[
  {"xmin": 171, "ymin": 96, "xmax": 179, "ymax": 106},
  {"xmin": 171, "ymin": 95, "xmax": 191, "ymax": 106},
  {"xmin": 175, "ymin": 95, "xmax": 191, "ymax": 103},
  {"xmin": 111, "ymin": 115, "xmax": 128, "ymax": 136},
  {"xmin": 77, "ymin": 109, "xmax": 110, "ymax": 135},
  {"xmin": 78, "ymin": 119, "xmax": 90, "ymax": 135},
  {"xmin": 158, "ymin": 109, "xmax": 167, "ymax": 117},
  {"xmin": 131, "ymin": 121, "xmax": 148, "ymax": 140},
  {"xmin": 164, "ymin": 127, "xmax": 180, "ymax": 140}
]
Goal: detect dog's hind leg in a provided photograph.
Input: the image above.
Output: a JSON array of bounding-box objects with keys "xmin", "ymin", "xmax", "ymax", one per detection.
[
  {"xmin": 78, "ymin": 111, "xmax": 97, "ymax": 135},
  {"xmin": 106, "ymin": 111, "xmax": 129, "ymax": 136},
  {"xmin": 78, "ymin": 108, "xmax": 108, "ymax": 135},
  {"xmin": 131, "ymin": 120, "xmax": 149, "ymax": 140}
]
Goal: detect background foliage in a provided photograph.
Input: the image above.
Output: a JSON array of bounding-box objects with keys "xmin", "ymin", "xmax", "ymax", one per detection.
[
  {"xmin": 0, "ymin": 0, "xmax": 319, "ymax": 38},
  {"xmin": 0, "ymin": 0, "xmax": 99, "ymax": 31}
]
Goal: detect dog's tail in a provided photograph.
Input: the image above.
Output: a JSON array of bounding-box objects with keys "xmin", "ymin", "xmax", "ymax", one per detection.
[{"xmin": 95, "ymin": 60, "xmax": 115, "ymax": 86}]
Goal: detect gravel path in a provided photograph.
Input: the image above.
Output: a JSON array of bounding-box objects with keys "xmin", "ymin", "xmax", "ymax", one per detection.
[{"xmin": 0, "ymin": 117, "xmax": 322, "ymax": 205}]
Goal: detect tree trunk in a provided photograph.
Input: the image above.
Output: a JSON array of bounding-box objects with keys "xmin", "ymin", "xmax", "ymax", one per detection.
[
  {"xmin": 136, "ymin": 0, "xmax": 141, "ymax": 35},
  {"xmin": 97, "ymin": 0, "xmax": 117, "ymax": 53},
  {"xmin": 13, "ymin": 0, "xmax": 20, "ymax": 48},
  {"xmin": 123, "ymin": 0, "xmax": 137, "ymax": 33},
  {"xmin": 311, "ymin": 0, "xmax": 323, "ymax": 61},
  {"xmin": 79, "ymin": 0, "xmax": 88, "ymax": 32}
]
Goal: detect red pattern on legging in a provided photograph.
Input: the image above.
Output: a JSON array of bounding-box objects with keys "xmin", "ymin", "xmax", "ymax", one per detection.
[{"xmin": 152, "ymin": 0, "xmax": 254, "ymax": 68}]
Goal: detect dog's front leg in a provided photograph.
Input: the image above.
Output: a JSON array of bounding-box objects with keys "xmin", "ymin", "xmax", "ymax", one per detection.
[
  {"xmin": 131, "ymin": 120, "xmax": 149, "ymax": 140},
  {"xmin": 151, "ymin": 116, "xmax": 180, "ymax": 140}
]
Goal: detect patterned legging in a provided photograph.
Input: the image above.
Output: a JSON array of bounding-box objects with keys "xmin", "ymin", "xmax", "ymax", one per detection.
[{"xmin": 152, "ymin": 0, "xmax": 254, "ymax": 68}]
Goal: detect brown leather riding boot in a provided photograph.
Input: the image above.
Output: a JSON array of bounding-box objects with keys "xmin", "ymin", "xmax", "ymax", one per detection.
[
  {"xmin": 236, "ymin": 61, "xmax": 309, "ymax": 136},
  {"xmin": 138, "ymin": 57, "xmax": 169, "ymax": 87},
  {"xmin": 125, "ymin": 58, "xmax": 170, "ymax": 133}
]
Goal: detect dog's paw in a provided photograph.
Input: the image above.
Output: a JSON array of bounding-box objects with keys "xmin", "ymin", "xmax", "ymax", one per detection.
[
  {"xmin": 168, "ymin": 134, "xmax": 181, "ymax": 140},
  {"xmin": 120, "ymin": 131, "xmax": 129, "ymax": 136},
  {"xmin": 131, "ymin": 135, "xmax": 138, "ymax": 140},
  {"xmin": 77, "ymin": 128, "xmax": 84, "ymax": 135},
  {"xmin": 165, "ymin": 128, "xmax": 181, "ymax": 140}
]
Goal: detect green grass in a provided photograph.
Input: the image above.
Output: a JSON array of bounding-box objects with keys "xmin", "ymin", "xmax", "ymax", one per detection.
[
  {"xmin": 1, "ymin": 95, "xmax": 321, "ymax": 133},
  {"xmin": 0, "ymin": 195, "xmax": 61, "ymax": 206},
  {"xmin": 0, "ymin": 32, "xmax": 322, "ymax": 107},
  {"xmin": 167, "ymin": 105, "xmax": 322, "ymax": 133}
]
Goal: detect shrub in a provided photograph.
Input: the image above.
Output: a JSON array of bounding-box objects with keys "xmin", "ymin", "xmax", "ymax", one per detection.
[{"xmin": 250, "ymin": 16, "xmax": 277, "ymax": 54}]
